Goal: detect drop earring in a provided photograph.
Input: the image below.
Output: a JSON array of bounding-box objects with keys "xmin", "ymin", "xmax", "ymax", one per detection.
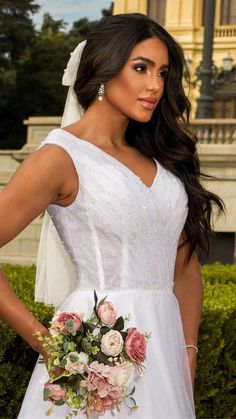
[{"xmin": 98, "ymin": 83, "xmax": 105, "ymax": 101}]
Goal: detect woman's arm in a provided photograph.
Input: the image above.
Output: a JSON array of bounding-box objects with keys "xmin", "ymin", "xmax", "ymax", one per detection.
[
  {"xmin": 173, "ymin": 232, "xmax": 203, "ymax": 389},
  {"xmin": 0, "ymin": 145, "xmax": 77, "ymax": 247},
  {"xmin": 0, "ymin": 269, "xmax": 50, "ymax": 358},
  {"xmin": 0, "ymin": 144, "xmax": 78, "ymax": 358}
]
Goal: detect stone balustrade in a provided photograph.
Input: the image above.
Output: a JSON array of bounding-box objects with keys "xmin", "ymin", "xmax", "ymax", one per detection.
[
  {"xmin": 190, "ymin": 119, "xmax": 236, "ymax": 144},
  {"xmin": 214, "ymin": 25, "xmax": 236, "ymax": 38}
]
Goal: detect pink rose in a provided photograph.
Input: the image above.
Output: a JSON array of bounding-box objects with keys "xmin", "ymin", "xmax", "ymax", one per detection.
[
  {"xmin": 51, "ymin": 311, "xmax": 82, "ymax": 335},
  {"xmin": 88, "ymin": 390, "xmax": 122, "ymax": 415},
  {"xmin": 44, "ymin": 382, "xmax": 67, "ymax": 402},
  {"xmin": 125, "ymin": 327, "xmax": 147, "ymax": 364},
  {"xmin": 97, "ymin": 301, "xmax": 117, "ymax": 325},
  {"xmin": 81, "ymin": 361, "xmax": 113, "ymax": 398}
]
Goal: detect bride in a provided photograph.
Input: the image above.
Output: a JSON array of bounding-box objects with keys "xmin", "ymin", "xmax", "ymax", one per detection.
[{"xmin": 0, "ymin": 13, "xmax": 223, "ymax": 419}]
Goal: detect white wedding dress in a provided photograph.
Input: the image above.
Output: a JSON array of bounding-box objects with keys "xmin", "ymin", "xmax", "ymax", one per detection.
[{"xmin": 18, "ymin": 128, "xmax": 195, "ymax": 419}]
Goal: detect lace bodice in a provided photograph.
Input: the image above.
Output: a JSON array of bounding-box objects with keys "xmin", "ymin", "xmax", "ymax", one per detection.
[{"xmin": 41, "ymin": 128, "xmax": 188, "ymax": 292}]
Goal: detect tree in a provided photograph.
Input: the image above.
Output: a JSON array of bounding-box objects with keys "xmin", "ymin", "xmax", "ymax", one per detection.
[
  {"xmin": 1, "ymin": 14, "xmax": 79, "ymax": 148},
  {"xmin": 69, "ymin": 17, "xmax": 97, "ymax": 39},
  {"xmin": 101, "ymin": 2, "xmax": 113, "ymax": 17},
  {"xmin": 41, "ymin": 12, "xmax": 66, "ymax": 34},
  {"xmin": 0, "ymin": 0, "xmax": 39, "ymax": 62},
  {"xmin": 0, "ymin": 3, "xmax": 114, "ymax": 149},
  {"xmin": 0, "ymin": 0, "xmax": 40, "ymax": 148}
]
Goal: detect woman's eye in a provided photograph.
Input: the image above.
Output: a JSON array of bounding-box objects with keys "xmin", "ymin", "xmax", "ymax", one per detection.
[
  {"xmin": 134, "ymin": 64, "xmax": 147, "ymax": 73},
  {"xmin": 157, "ymin": 70, "xmax": 168, "ymax": 79}
]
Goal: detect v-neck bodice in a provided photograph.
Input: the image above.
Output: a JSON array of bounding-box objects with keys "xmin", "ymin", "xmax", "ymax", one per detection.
[
  {"xmin": 61, "ymin": 128, "xmax": 159, "ymax": 190},
  {"xmin": 40, "ymin": 128, "xmax": 188, "ymax": 293}
]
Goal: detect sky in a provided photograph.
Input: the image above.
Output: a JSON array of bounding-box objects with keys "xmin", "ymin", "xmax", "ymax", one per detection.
[{"xmin": 33, "ymin": 0, "xmax": 113, "ymax": 29}]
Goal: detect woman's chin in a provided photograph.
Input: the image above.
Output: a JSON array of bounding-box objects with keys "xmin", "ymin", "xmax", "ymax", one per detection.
[{"xmin": 131, "ymin": 114, "xmax": 153, "ymax": 123}]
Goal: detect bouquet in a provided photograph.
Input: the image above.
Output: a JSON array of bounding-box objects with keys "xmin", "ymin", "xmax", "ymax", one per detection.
[{"xmin": 36, "ymin": 291, "xmax": 151, "ymax": 418}]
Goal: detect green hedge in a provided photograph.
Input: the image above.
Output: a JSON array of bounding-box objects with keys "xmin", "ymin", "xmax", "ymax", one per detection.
[
  {"xmin": 0, "ymin": 264, "xmax": 54, "ymax": 419},
  {"xmin": 0, "ymin": 263, "xmax": 235, "ymax": 418}
]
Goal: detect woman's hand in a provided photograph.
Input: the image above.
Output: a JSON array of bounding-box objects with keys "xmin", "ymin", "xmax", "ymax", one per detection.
[{"xmin": 39, "ymin": 333, "xmax": 65, "ymax": 379}]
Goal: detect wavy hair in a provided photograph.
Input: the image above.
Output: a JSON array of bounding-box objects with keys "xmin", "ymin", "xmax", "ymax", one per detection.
[{"xmin": 74, "ymin": 13, "xmax": 224, "ymax": 261}]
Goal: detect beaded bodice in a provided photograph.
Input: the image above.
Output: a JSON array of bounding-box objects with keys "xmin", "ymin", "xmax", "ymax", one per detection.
[{"xmin": 42, "ymin": 129, "xmax": 188, "ymax": 292}]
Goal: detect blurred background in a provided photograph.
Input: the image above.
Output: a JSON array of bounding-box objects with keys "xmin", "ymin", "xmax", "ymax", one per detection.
[{"xmin": 0, "ymin": 0, "xmax": 235, "ymax": 265}]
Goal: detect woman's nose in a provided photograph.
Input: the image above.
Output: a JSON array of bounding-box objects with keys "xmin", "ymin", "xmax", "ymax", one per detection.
[{"xmin": 147, "ymin": 75, "xmax": 163, "ymax": 93}]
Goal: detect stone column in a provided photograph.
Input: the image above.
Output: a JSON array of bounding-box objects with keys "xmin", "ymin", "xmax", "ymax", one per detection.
[{"xmin": 113, "ymin": 0, "xmax": 148, "ymax": 15}]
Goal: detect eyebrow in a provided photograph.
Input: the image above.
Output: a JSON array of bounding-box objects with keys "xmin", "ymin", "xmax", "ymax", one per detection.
[{"xmin": 131, "ymin": 56, "xmax": 169, "ymax": 69}]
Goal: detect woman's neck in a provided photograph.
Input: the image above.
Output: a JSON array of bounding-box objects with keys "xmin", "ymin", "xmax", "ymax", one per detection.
[{"xmin": 66, "ymin": 100, "xmax": 130, "ymax": 149}]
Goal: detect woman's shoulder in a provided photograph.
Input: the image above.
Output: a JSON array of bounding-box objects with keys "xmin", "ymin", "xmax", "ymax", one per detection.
[{"xmin": 40, "ymin": 128, "xmax": 72, "ymax": 147}]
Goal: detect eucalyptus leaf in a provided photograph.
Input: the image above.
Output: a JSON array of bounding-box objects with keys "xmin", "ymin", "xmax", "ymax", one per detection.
[
  {"xmin": 65, "ymin": 319, "xmax": 73, "ymax": 329},
  {"xmin": 43, "ymin": 387, "xmax": 50, "ymax": 401},
  {"xmin": 63, "ymin": 342, "xmax": 69, "ymax": 352},
  {"xmin": 69, "ymin": 353, "xmax": 79, "ymax": 363},
  {"xmin": 59, "ymin": 358, "xmax": 67, "ymax": 368},
  {"xmin": 55, "ymin": 400, "xmax": 66, "ymax": 406}
]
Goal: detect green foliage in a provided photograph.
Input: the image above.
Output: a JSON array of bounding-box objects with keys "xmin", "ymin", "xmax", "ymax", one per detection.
[
  {"xmin": 0, "ymin": 264, "xmax": 54, "ymax": 418},
  {"xmin": 41, "ymin": 12, "xmax": 67, "ymax": 33},
  {"xmin": 0, "ymin": 0, "xmax": 39, "ymax": 61},
  {"xmin": 69, "ymin": 17, "xmax": 97, "ymax": 38},
  {"xmin": 0, "ymin": 262, "xmax": 235, "ymax": 418},
  {"xmin": 0, "ymin": 0, "xmax": 40, "ymax": 148},
  {"xmin": 195, "ymin": 265, "xmax": 236, "ymax": 418},
  {"xmin": 0, "ymin": 2, "xmax": 113, "ymax": 149},
  {"xmin": 201, "ymin": 262, "xmax": 236, "ymax": 284}
]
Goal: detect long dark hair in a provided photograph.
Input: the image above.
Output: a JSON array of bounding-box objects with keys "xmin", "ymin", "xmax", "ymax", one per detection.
[{"xmin": 74, "ymin": 13, "xmax": 224, "ymax": 261}]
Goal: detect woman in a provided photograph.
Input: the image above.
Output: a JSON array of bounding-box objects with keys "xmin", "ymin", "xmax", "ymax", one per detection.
[{"xmin": 0, "ymin": 13, "xmax": 223, "ymax": 419}]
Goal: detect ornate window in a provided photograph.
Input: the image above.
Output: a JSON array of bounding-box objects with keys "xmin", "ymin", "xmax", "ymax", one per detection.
[
  {"xmin": 213, "ymin": 68, "xmax": 236, "ymax": 118},
  {"xmin": 202, "ymin": 0, "xmax": 236, "ymax": 26},
  {"xmin": 220, "ymin": 0, "xmax": 236, "ymax": 25},
  {"xmin": 148, "ymin": 0, "xmax": 166, "ymax": 27}
]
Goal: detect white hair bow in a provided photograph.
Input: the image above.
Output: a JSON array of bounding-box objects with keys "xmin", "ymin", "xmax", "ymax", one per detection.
[{"xmin": 62, "ymin": 40, "xmax": 87, "ymax": 87}]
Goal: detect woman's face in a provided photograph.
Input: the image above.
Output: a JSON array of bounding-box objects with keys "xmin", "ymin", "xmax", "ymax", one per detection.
[{"xmin": 105, "ymin": 37, "xmax": 169, "ymax": 122}]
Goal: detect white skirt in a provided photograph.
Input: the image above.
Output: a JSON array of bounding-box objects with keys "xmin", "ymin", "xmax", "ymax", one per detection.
[{"xmin": 18, "ymin": 288, "xmax": 195, "ymax": 419}]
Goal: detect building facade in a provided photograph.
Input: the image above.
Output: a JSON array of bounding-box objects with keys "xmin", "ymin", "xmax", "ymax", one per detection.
[{"xmin": 113, "ymin": 0, "xmax": 236, "ymax": 117}]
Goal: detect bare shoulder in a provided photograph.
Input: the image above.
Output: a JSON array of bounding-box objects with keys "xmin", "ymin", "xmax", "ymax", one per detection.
[
  {"xmin": 0, "ymin": 143, "xmax": 79, "ymax": 246},
  {"xmin": 8, "ymin": 143, "xmax": 78, "ymax": 207},
  {"xmin": 36, "ymin": 143, "xmax": 79, "ymax": 206}
]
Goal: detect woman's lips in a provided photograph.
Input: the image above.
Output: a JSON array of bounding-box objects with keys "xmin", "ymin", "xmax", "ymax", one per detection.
[{"xmin": 138, "ymin": 98, "xmax": 157, "ymax": 110}]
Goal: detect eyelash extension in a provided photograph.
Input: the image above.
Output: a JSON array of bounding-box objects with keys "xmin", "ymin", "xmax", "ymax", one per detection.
[
  {"xmin": 134, "ymin": 64, "xmax": 168, "ymax": 80},
  {"xmin": 157, "ymin": 70, "xmax": 169, "ymax": 80},
  {"xmin": 134, "ymin": 64, "xmax": 147, "ymax": 73}
]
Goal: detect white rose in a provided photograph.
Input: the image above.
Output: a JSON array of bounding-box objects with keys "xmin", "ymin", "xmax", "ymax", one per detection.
[
  {"xmin": 109, "ymin": 361, "xmax": 135, "ymax": 391},
  {"xmin": 101, "ymin": 330, "xmax": 123, "ymax": 357},
  {"xmin": 65, "ymin": 351, "xmax": 88, "ymax": 374}
]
